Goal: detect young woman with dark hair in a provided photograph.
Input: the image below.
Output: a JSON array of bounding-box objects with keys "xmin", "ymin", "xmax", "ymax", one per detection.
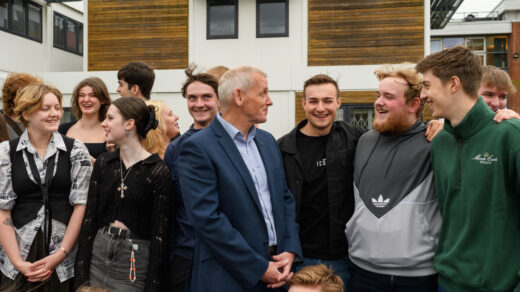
[
  {"xmin": 59, "ymin": 77, "xmax": 112, "ymax": 163},
  {"xmin": 74, "ymin": 97, "xmax": 173, "ymax": 292}
]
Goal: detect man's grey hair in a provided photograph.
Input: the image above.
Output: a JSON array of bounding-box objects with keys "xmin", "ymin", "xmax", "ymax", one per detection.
[{"xmin": 218, "ymin": 66, "xmax": 267, "ymax": 111}]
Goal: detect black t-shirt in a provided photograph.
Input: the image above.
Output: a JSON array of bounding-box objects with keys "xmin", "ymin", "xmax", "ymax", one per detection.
[{"xmin": 296, "ymin": 130, "xmax": 330, "ymax": 258}]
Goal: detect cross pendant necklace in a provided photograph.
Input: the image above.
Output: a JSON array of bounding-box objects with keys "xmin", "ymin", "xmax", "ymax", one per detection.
[
  {"xmin": 119, "ymin": 157, "xmax": 134, "ymax": 199},
  {"xmin": 118, "ymin": 183, "xmax": 128, "ymax": 199}
]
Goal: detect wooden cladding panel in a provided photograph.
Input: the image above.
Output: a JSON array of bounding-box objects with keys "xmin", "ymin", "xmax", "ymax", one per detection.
[
  {"xmin": 308, "ymin": 0, "xmax": 424, "ymax": 66},
  {"xmin": 88, "ymin": 0, "xmax": 188, "ymax": 71},
  {"xmin": 295, "ymin": 90, "xmax": 432, "ymax": 125}
]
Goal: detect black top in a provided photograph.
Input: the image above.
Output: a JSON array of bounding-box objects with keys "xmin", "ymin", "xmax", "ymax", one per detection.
[
  {"xmin": 74, "ymin": 150, "xmax": 174, "ymax": 291},
  {"xmin": 278, "ymin": 120, "xmax": 364, "ymax": 259},
  {"xmin": 59, "ymin": 121, "xmax": 107, "ymax": 158},
  {"xmin": 296, "ymin": 131, "xmax": 330, "ymax": 258}
]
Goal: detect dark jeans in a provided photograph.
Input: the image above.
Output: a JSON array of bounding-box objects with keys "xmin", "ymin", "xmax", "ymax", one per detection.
[
  {"xmin": 89, "ymin": 228, "xmax": 150, "ymax": 292},
  {"xmin": 169, "ymin": 254, "xmax": 191, "ymax": 292},
  {"xmin": 348, "ymin": 261, "xmax": 438, "ymax": 292}
]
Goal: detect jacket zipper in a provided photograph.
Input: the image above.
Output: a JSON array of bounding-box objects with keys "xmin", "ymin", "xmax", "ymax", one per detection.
[{"xmin": 457, "ymin": 139, "xmax": 463, "ymax": 184}]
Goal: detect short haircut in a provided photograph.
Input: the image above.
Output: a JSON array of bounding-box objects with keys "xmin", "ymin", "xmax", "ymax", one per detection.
[
  {"xmin": 71, "ymin": 77, "xmax": 112, "ymax": 122},
  {"xmin": 2, "ymin": 72, "xmax": 42, "ymax": 117},
  {"xmin": 14, "ymin": 84, "xmax": 63, "ymax": 127},
  {"xmin": 375, "ymin": 64, "xmax": 425, "ymax": 118},
  {"xmin": 481, "ymin": 65, "xmax": 517, "ymax": 95},
  {"xmin": 287, "ymin": 264, "xmax": 344, "ymax": 292},
  {"xmin": 218, "ymin": 66, "xmax": 267, "ymax": 111},
  {"xmin": 206, "ymin": 65, "xmax": 230, "ymax": 81},
  {"xmin": 181, "ymin": 64, "xmax": 219, "ymax": 99},
  {"xmin": 117, "ymin": 62, "xmax": 155, "ymax": 100},
  {"xmin": 111, "ymin": 97, "xmax": 157, "ymax": 139},
  {"xmin": 416, "ymin": 46, "xmax": 482, "ymax": 98},
  {"xmin": 303, "ymin": 74, "xmax": 340, "ymax": 100}
]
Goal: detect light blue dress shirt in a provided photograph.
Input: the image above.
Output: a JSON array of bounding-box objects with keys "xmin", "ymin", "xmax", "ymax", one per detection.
[{"xmin": 216, "ymin": 114, "xmax": 277, "ymax": 246}]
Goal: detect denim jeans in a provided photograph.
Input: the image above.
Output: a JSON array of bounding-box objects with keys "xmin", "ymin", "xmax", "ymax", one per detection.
[
  {"xmin": 295, "ymin": 256, "xmax": 350, "ymax": 291},
  {"xmin": 348, "ymin": 261, "xmax": 437, "ymax": 292},
  {"xmin": 89, "ymin": 228, "xmax": 151, "ymax": 292}
]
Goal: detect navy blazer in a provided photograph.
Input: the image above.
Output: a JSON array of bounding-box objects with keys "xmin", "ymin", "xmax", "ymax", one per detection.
[{"xmin": 178, "ymin": 118, "xmax": 302, "ymax": 292}]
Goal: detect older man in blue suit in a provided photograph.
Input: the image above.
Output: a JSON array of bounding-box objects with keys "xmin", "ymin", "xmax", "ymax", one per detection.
[{"xmin": 178, "ymin": 66, "xmax": 302, "ymax": 291}]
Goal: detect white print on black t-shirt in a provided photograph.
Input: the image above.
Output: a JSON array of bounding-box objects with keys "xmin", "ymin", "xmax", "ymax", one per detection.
[{"xmin": 316, "ymin": 158, "xmax": 326, "ymax": 167}]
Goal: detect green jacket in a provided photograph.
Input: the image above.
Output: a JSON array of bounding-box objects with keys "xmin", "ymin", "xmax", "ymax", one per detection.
[{"xmin": 432, "ymin": 98, "xmax": 520, "ymax": 292}]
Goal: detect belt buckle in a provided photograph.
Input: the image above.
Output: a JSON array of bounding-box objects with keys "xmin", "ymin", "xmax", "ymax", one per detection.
[{"xmin": 118, "ymin": 228, "xmax": 122, "ymax": 236}]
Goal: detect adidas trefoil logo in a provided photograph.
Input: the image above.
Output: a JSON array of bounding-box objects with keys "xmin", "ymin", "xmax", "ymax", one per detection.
[{"xmin": 372, "ymin": 195, "xmax": 390, "ymax": 208}]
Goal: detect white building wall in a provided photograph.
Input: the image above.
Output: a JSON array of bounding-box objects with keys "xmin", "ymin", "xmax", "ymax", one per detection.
[
  {"xmin": 0, "ymin": 1, "xmax": 83, "ymax": 77},
  {"xmin": 190, "ymin": 0, "xmax": 305, "ymax": 70},
  {"xmin": 8, "ymin": 0, "xmax": 421, "ymax": 139}
]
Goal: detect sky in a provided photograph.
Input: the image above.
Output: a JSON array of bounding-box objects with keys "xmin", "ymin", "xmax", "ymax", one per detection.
[{"xmin": 455, "ymin": 0, "xmax": 502, "ymax": 13}]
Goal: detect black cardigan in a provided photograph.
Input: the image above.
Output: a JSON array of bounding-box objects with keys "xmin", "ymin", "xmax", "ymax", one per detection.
[{"xmin": 74, "ymin": 149, "xmax": 174, "ymax": 291}]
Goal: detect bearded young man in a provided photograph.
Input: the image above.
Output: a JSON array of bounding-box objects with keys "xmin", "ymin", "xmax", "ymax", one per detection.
[{"xmin": 345, "ymin": 65, "xmax": 440, "ymax": 291}]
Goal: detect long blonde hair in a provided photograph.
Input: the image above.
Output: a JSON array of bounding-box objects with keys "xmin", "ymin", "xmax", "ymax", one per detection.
[{"xmin": 142, "ymin": 100, "xmax": 168, "ymax": 158}]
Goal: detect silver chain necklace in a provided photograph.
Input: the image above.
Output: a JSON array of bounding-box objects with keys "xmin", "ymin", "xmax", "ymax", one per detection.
[{"xmin": 117, "ymin": 149, "xmax": 143, "ymax": 199}]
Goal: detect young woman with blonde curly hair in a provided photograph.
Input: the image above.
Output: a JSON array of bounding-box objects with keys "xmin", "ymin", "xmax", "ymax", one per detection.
[{"xmin": 142, "ymin": 100, "xmax": 179, "ymax": 159}]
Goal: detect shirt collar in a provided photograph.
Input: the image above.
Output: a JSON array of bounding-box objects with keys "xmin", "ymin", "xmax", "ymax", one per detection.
[
  {"xmin": 16, "ymin": 131, "xmax": 66, "ymax": 154},
  {"xmin": 216, "ymin": 113, "xmax": 256, "ymax": 142}
]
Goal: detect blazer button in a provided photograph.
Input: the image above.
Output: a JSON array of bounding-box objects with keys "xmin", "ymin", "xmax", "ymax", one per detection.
[{"xmin": 296, "ymin": 180, "xmax": 300, "ymax": 184}]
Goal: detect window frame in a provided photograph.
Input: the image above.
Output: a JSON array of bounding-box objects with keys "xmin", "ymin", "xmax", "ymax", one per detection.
[
  {"xmin": 206, "ymin": 0, "xmax": 238, "ymax": 40},
  {"xmin": 53, "ymin": 11, "xmax": 83, "ymax": 56},
  {"xmin": 0, "ymin": 0, "xmax": 42, "ymax": 43},
  {"xmin": 338, "ymin": 103, "xmax": 375, "ymax": 131},
  {"xmin": 256, "ymin": 0, "xmax": 288, "ymax": 38}
]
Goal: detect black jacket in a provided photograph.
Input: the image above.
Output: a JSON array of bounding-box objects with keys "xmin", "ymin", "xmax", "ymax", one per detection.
[{"xmin": 277, "ymin": 120, "xmax": 364, "ymax": 259}]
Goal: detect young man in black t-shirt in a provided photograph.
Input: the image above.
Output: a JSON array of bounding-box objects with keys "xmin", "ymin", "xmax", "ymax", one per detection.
[{"xmin": 278, "ymin": 75, "xmax": 364, "ymax": 290}]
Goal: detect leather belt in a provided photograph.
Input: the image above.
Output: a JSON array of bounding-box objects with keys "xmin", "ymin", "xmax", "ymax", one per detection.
[
  {"xmin": 268, "ymin": 245, "xmax": 277, "ymax": 257},
  {"xmin": 103, "ymin": 226, "xmax": 133, "ymax": 239}
]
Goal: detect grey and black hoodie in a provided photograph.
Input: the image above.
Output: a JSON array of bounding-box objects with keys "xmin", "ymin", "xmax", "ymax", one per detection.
[{"xmin": 345, "ymin": 121, "xmax": 441, "ymax": 276}]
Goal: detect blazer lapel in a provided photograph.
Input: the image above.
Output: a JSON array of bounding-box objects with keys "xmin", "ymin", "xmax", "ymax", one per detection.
[{"xmin": 211, "ymin": 119, "xmax": 263, "ymax": 214}]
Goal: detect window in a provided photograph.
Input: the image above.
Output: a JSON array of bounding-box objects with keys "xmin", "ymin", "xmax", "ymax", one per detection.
[
  {"xmin": 0, "ymin": 0, "xmax": 41, "ymax": 42},
  {"xmin": 207, "ymin": 0, "xmax": 238, "ymax": 39},
  {"xmin": 337, "ymin": 104, "xmax": 374, "ymax": 131},
  {"xmin": 466, "ymin": 37, "xmax": 485, "ymax": 66},
  {"xmin": 430, "ymin": 35, "xmax": 509, "ymax": 71},
  {"xmin": 257, "ymin": 0, "xmax": 288, "ymax": 37},
  {"xmin": 443, "ymin": 37, "xmax": 464, "ymax": 49},
  {"xmin": 430, "ymin": 39, "xmax": 441, "ymax": 53},
  {"xmin": 0, "ymin": 1, "xmax": 8, "ymax": 29},
  {"xmin": 53, "ymin": 12, "xmax": 83, "ymax": 55},
  {"xmin": 60, "ymin": 107, "xmax": 75, "ymax": 124},
  {"xmin": 487, "ymin": 36, "xmax": 508, "ymax": 69}
]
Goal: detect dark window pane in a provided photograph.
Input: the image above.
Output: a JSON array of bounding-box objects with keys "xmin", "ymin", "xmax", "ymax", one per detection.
[
  {"xmin": 258, "ymin": 2, "xmax": 286, "ymax": 35},
  {"xmin": 11, "ymin": 0, "xmax": 25, "ymax": 35},
  {"xmin": 54, "ymin": 14, "xmax": 65, "ymax": 47},
  {"xmin": 442, "ymin": 37, "xmax": 463, "ymax": 49},
  {"xmin": 0, "ymin": 0, "xmax": 7, "ymax": 29},
  {"xmin": 209, "ymin": 4, "xmax": 235, "ymax": 37},
  {"xmin": 28, "ymin": 3, "xmax": 41, "ymax": 40},
  {"xmin": 66, "ymin": 20, "xmax": 76, "ymax": 50},
  {"xmin": 487, "ymin": 36, "xmax": 508, "ymax": 52},
  {"xmin": 78, "ymin": 24, "xmax": 83, "ymax": 54},
  {"xmin": 487, "ymin": 53, "xmax": 508, "ymax": 68}
]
